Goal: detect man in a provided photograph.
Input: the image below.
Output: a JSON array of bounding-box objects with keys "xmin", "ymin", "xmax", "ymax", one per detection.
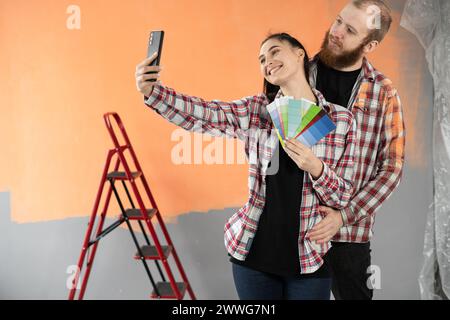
[{"xmin": 307, "ymin": 0, "xmax": 406, "ymax": 300}]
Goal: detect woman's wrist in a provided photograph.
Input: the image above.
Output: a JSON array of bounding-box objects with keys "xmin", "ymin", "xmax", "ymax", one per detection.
[{"xmin": 310, "ymin": 159, "xmax": 324, "ymax": 180}]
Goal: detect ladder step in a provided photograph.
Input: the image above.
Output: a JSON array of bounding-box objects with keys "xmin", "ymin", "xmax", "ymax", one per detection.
[
  {"xmin": 134, "ymin": 245, "xmax": 173, "ymax": 260},
  {"xmin": 107, "ymin": 171, "xmax": 142, "ymax": 180},
  {"xmin": 151, "ymin": 282, "xmax": 187, "ymax": 299},
  {"xmin": 124, "ymin": 208, "xmax": 157, "ymax": 220}
]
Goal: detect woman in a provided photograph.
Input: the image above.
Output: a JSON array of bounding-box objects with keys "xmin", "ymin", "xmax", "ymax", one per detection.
[{"xmin": 135, "ymin": 33, "xmax": 356, "ymax": 300}]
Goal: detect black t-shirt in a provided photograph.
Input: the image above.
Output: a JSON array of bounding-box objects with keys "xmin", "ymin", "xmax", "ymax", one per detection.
[
  {"xmin": 315, "ymin": 59, "xmax": 361, "ymax": 108},
  {"xmin": 229, "ymin": 141, "xmax": 329, "ymax": 278}
]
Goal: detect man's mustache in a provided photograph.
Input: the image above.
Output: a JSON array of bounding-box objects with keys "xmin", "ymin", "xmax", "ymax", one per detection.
[{"xmin": 328, "ymin": 34, "xmax": 343, "ymax": 48}]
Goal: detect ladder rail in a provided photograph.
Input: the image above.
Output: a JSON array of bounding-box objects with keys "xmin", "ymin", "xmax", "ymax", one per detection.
[
  {"xmin": 141, "ymin": 175, "xmax": 197, "ymax": 299},
  {"xmin": 126, "ymin": 176, "xmax": 183, "ymax": 299},
  {"xmin": 78, "ymin": 154, "xmax": 121, "ymax": 300},
  {"xmin": 69, "ymin": 150, "xmax": 119, "ymax": 300},
  {"xmin": 69, "ymin": 112, "xmax": 196, "ymax": 300},
  {"xmin": 105, "ymin": 113, "xmax": 186, "ymax": 299},
  {"xmin": 103, "ymin": 121, "xmax": 171, "ymax": 274},
  {"xmin": 120, "ymin": 180, "xmax": 167, "ymax": 282},
  {"xmin": 104, "ymin": 112, "xmax": 196, "ymax": 299},
  {"xmin": 109, "ymin": 179, "xmax": 161, "ymax": 297}
]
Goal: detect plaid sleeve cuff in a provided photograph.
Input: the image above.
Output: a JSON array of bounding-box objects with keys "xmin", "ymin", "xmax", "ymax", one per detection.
[
  {"xmin": 340, "ymin": 206, "xmax": 355, "ymax": 226},
  {"xmin": 309, "ymin": 161, "xmax": 332, "ymax": 191},
  {"xmin": 144, "ymin": 84, "xmax": 166, "ymax": 107}
]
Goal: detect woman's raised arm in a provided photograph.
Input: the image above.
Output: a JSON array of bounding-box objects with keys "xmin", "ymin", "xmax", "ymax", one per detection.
[{"xmin": 135, "ymin": 55, "xmax": 268, "ymax": 140}]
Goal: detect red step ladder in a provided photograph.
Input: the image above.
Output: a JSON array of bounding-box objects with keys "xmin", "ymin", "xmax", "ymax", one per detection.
[{"xmin": 68, "ymin": 112, "xmax": 196, "ymax": 300}]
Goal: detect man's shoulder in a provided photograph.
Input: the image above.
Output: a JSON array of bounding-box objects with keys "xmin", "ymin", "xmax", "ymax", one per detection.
[
  {"xmin": 327, "ymin": 101, "xmax": 352, "ymax": 115},
  {"xmin": 368, "ymin": 62, "xmax": 398, "ymax": 99}
]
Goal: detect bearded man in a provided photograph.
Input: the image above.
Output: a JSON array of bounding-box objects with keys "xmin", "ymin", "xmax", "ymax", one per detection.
[{"xmin": 307, "ymin": 0, "xmax": 406, "ymax": 300}]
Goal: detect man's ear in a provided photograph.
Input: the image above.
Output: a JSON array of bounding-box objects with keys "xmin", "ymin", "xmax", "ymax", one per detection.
[{"xmin": 363, "ymin": 40, "xmax": 379, "ymax": 54}]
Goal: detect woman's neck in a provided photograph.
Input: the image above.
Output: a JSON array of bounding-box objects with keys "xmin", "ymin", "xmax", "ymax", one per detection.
[{"xmin": 280, "ymin": 77, "xmax": 317, "ymax": 103}]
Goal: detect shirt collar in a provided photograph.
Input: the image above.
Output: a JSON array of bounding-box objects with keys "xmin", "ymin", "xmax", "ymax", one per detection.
[{"xmin": 360, "ymin": 57, "xmax": 376, "ymax": 82}]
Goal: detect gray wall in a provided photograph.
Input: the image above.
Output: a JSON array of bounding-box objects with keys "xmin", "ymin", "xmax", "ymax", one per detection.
[{"xmin": 0, "ymin": 192, "xmax": 238, "ymax": 299}]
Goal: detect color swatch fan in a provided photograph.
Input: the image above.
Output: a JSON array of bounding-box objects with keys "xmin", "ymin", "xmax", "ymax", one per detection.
[{"xmin": 267, "ymin": 97, "xmax": 336, "ymax": 147}]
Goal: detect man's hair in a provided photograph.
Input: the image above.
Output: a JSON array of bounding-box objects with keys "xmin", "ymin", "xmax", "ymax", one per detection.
[{"xmin": 352, "ymin": 0, "xmax": 392, "ymax": 43}]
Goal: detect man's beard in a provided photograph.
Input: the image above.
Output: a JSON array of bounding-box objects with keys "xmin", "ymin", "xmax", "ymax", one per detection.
[{"xmin": 318, "ymin": 31, "xmax": 366, "ymax": 69}]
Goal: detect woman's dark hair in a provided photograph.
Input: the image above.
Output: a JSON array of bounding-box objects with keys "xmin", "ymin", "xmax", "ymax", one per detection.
[{"xmin": 261, "ymin": 33, "xmax": 310, "ymax": 103}]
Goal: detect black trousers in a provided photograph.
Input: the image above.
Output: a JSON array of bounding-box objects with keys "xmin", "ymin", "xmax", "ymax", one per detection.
[{"xmin": 324, "ymin": 241, "xmax": 373, "ymax": 300}]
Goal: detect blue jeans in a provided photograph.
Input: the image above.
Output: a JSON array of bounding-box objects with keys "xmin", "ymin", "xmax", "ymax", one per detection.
[{"xmin": 232, "ymin": 262, "xmax": 331, "ymax": 300}]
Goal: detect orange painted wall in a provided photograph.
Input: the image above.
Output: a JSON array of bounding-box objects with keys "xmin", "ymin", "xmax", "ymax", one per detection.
[{"xmin": 0, "ymin": 0, "xmax": 424, "ymax": 223}]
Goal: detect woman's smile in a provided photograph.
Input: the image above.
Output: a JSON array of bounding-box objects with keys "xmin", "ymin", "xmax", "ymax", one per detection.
[{"xmin": 267, "ymin": 64, "xmax": 284, "ymax": 76}]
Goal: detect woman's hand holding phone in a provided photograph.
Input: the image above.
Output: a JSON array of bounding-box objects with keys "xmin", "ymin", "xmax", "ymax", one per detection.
[{"xmin": 135, "ymin": 52, "xmax": 162, "ymax": 97}]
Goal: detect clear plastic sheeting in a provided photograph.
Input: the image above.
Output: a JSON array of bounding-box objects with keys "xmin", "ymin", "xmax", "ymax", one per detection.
[{"xmin": 401, "ymin": 0, "xmax": 450, "ymax": 300}]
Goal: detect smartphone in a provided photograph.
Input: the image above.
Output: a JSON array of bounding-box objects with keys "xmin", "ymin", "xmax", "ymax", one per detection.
[{"xmin": 147, "ymin": 30, "xmax": 164, "ymax": 68}]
